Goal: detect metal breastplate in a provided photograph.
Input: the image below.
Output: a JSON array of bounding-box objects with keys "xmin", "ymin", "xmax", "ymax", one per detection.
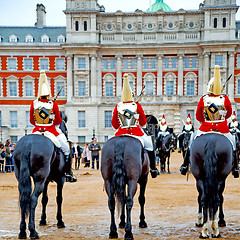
[
  {"xmin": 203, "ymin": 95, "xmax": 226, "ymax": 122},
  {"xmin": 117, "ymin": 102, "xmax": 138, "ymax": 129},
  {"xmin": 34, "ymin": 100, "xmax": 54, "ymax": 126}
]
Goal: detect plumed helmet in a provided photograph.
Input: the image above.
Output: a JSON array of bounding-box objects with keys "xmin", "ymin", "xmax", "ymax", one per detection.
[
  {"xmin": 121, "ymin": 73, "xmax": 133, "ymax": 102},
  {"xmin": 161, "ymin": 114, "xmax": 166, "ymax": 125},
  {"xmin": 38, "ymin": 70, "xmax": 51, "ymax": 98},
  {"xmin": 208, "ymin": 65, "xmax": 222, "ymax": 96},
  {"xmin": 186, "ymin": 113, "xmax": 192, "ymax": 124},
  {"xmin": 232, "ymin": 111, "xmax": 237, "ymax": 121}
]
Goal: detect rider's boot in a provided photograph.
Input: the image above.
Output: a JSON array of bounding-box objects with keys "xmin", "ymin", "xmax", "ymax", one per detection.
[
  {"xmin": 147, "ymin": 150, "xmax": 160, "ymax": 178},
  {"xmin": 65, "ymin": 155, "xmax": 77, "ymax": 182},
  {"xmin": 179, "ymin": 149, "xmax": 190, "ymax": 175},
  {"xmin": 232, "ymin": 150, "xmax": 239, "ymax": 178}
]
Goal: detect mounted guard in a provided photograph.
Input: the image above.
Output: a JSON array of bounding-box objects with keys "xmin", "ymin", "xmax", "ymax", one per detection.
[
  {"xmin": 158, "ymin": 114, "xmax": 171, "ymax": 138},
  {"xmin": 229, "ymin": 111, "xmax": 240, "ymax": 137},
  {"xmin": 111, "ymin": 73, "xmax": 159, "ymax": 178},
  {"xmin": 180, "ymin": 65, "xmax": 239, "ymax": 178},
  {"xmin": 29, "ymin": 70, "xmax": 77, "ymax": 182}
]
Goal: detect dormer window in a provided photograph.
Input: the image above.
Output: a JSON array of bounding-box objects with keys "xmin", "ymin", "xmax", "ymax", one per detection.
[
  {"xmin": 25, "ymin": 35, "xmax": 33, "ymax": 43},
  {"xmin": 9, "ymin": 35, "xmax": 17, "ymax": 42},
  {"xmin": 57, "ymin": 35, "xmax": 65, "ymax": 43},
  {"xmin": 41, "ymin": 35, "xmax": 49, "ymax": 43}
]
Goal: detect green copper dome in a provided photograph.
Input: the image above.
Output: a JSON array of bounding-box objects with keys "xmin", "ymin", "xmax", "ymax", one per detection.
[{"xmin": 147, "ymin": 0, "xmax": 172, "ymax": 12}]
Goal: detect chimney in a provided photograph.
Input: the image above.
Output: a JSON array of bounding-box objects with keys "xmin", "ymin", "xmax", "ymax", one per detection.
[{"xmin": 35, "ymin": 4, "xmax": 46, "ymax": 28}]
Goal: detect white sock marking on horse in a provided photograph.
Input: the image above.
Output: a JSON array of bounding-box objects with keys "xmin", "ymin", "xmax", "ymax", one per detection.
[
  {"xmin": 202, "ymin": 221, "xmax": 209, "ymax": 238},
  {"xmin": 212, "ymin": 211, "xmax": 220, "ymax": 237},
  {"xmin": 196, "ymin": 213, "xmax": 203, "ymax": 226}
]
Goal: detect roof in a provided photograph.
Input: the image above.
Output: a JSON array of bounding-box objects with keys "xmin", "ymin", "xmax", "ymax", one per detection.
[
  {"xmin": 0, "ymin": 26, "xmax": 66, "ymax": 42},
  {"xmin": 147, "ymin": 0, "xmax": 172, "ymax": 12}
]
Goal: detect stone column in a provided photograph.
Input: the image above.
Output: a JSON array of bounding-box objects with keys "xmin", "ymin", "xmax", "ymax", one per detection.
[
  {"xmin": 157, "ymin": 54, "xmax": 163, "ymax": 95},
  {"xmin": 90, "ymin": 54, "xmax": 97, "ymax": 101},
  {"xmin": 198, "ymin": 53, "xmax": 204, "ymax": 96},
  {"xmin": 228, "ymin": 52, "xmax": 235, "ymax": 101},
  {"xmin": 178, "ymin": 53, "xmax": 184, "ymax": 95},
  {"xmin": 96, "ymin": 55, "xmax": 102, "ymax": 97},
  {"xmin": 203, "ymin": 52, "xmax": 210, "ymax": 94},
  {"xmin": 116, "ymin": 55, "xmax": 122, "ymax": 97},
  {"xmin": 67, "ymin": 55, "xmax": 73, "ymax": 103},
  {"xmin": 137, "ymin": 54, "xmax": 143, "ymax": 95}
]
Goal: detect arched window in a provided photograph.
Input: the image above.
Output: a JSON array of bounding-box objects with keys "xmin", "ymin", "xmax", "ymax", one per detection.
[
  {"xmin": 214, "ymin": 18, "xmax": 218, "ymax": 28},
  {"xmin": 75, "ymin": 21, "xmax": 79, "ymax": 31},
  {"xmin": 84, "ymin": 21, "xmax": 87, "ymax": 31},
  {"xmin": 222, "ymin": 18, "xmax": 226, "ymax": 28}
]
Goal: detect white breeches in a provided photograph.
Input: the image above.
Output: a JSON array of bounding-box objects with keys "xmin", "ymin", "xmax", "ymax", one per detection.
[
  {"xmin": 57, "ymin": 132, "xmax": 70, "ymax": 155},
  {"xmin": 136, "ymin": 133, "xmax": 154, "ymax": 151}
]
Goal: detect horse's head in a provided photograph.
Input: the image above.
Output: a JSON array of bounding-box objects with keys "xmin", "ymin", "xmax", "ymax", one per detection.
[{"xmin": 183, "ymin": 131, "xmax": 191, "ymax": 151}]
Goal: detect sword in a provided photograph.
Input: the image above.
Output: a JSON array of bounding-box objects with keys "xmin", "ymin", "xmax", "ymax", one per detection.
[
  {"xmin": 53, "ymin": 86, "xmax": 64, "ymax": 102},
  {"xmin": 221, "ymin": 74, "xmax": 232, "ymax": 93},
  {"xmin": 136, "ymin": 85, "xmax": 146, "ymax": 103}
]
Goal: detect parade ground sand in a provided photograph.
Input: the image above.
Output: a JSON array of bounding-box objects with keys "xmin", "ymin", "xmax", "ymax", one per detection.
[{"xmin": 0, "ymin": 152, "xmax": 240, "ymax": 239}]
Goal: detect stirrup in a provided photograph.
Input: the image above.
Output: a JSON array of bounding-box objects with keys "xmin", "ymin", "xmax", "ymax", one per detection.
[
  {"xmin": 232, "ymin": 169, "xmax": 239, "ymax": 178},
  {"xmin": 179, "ymin": 165, "xmax": 188, "ymax": 176},
  {"xmin": 65, "ymin": 173, "xmax": 77, "ymax": 182}
]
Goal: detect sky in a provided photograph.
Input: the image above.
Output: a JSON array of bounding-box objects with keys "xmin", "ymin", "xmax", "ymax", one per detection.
[{"xmin": 0, "ymin": 0, "xmax": 240, "ymax": 26}]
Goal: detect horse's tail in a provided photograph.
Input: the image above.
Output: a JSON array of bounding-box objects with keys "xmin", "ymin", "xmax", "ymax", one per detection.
[
  {"xmin": 113, "ymin": 138, "xmax": 127, "ymax": 213},
  {"xmin": 18, "ymin": 148, "xmax": 32, "ymax": 218},
  {"xmin": 203, "ymin": 140, "xmax": 220, "ymax": 219}
]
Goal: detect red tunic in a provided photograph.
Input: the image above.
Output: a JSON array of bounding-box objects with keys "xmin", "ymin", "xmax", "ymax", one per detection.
[
  {"xmin": 196, "ymin": 94, "xmax": 232, "ymax": 133},
  {"xmin": 30, "ymin": 99, "xmax": 62, "ymax": 136},
  {"xmin": 111, "ymin": 102, "xmax": 147, "ymax": 136}
]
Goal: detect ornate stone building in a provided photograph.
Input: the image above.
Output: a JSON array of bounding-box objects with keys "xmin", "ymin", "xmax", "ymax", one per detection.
[{"xmin": 0, "ymin": 0, "xmax": 239, "ymax": 143}]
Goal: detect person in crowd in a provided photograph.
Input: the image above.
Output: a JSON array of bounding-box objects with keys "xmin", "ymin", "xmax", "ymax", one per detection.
[
  {"xmin": 89, "ymin": 138, "xmax": 101, "ymax": 170},
  {"xmin": 0, "ymin": 143, "xmax": 6, "ymax": 173},
  {"xmin": 83, "ymin": 143, "xmax": 91, "ymax": 168},
  {"xmin": 4, "ymin": 140, "xmax": 12, "ymax": 172},
  {"xmin": 29, "ymin": 70, "xmax": 76, "ymax": 182},
  {"xmin": 75, "ymin": 144, "xmax": 83, "ymax": 170}
]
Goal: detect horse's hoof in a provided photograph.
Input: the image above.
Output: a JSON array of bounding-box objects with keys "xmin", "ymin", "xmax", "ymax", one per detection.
[
  {"xmin": 18, "ymin": 231, "xmax": 27, "ymax": 239},
  {"xmin": 212, "ymin": 233, "xmax": 221, "ymax": 238},
  {"xmin": 168, "ymin": 171, "xmax": 171, "ymax": 174},
  {"xmin": 119, "ymin": 221, "xmax": 125, "ymax": 229},
  {"xmin": 39, "ymin": 219, "xmax": 47, "ymax": 226},
  {"xmin": 57, "ymin": 221, "xmax": 65, "ymax": 228},
  {"xmin": 29, "ymin": 230, "xmax": 40, "ymax": 239},
  {"xmin": 139, "ymin": 221, "xmax": 147, "ymax": 228},
  {"xmin": 109, "ymin": 231, "xmax": 118, "ymax": 239},
  {"xmin": 199, "ymin": 233, "xmax": 209, "ymax": 239},
  {"xmin": 218, "ymin": 219, "xmax": 226, "ymax": 227},
  {"xmin": 196, "ymin": 223, "xmax": 203, "ymax": 227},
  {"xmin": 124, "ymin": 232, "xmax": 134, "ymax": 240}
]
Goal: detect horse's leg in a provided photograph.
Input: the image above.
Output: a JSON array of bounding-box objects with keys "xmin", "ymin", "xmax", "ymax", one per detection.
[
  {"xmin": 196, "ymin": 180, "xmax": 203, "ymax": 227},
  {"xmin": 218, "ymin": 180, "xmax": 226, "ymax": 227},
  {"xmin": 29, "ymin": 181, "xmax": 45, "ymax": 239},
  {"xmin": 39, "ymin": 181, "xmax": 49, "ymax": 226},
  {"xmin": 105, "ymin": 180, "xmax": 118, "ymax": 239},
  {"xmin": 56, "ymin": 177, "xmax": 65, "ymax": 228},
  {"xmin": 119, "ymin": 200, "xmax": 125, "ymax": 228},
  {"xmin": 211, "ymin": 210, "xmax": 220, "ymax": 238},
  {"xmin": 160, "ymin": 157, "xmax": 164, "ymax": 173},
  {"xmin": 19, "ymin": 203, "xmax": 27, "ymax": 239},
  {"xmin": 167, "ymin": 153, "xmax": 170, "ymax": 173},
  {"xmin": 125, "ymin": 179, "xmax": 138, "ymax": 240},
  {"xmin": 138, "ymin": 176, "xmax": 148, "ymax": 228}
]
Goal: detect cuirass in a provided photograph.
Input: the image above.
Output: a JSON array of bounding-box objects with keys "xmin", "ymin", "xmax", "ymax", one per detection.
[
  {"xmin": 117, "ymin": 102, "xmax": 138, "ymax": 128},
  {"xmin": 34, "ymin": 100, "xmax": 54, "ymax": 126},
  {"xmin": 203, "ymin": 95, "xmax": 226, "ymax": 122}
]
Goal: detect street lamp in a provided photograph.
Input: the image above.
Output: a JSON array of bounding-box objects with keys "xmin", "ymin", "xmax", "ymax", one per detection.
[
  {"xmin": 92, "ymin": 127, "xmax": 96, "ymax": 140},
  {"xmin": 24, "ymin": 127, "xmax": 28, "ymax": 136}
]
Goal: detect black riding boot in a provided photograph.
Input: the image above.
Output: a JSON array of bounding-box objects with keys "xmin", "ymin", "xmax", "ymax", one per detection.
[
  {"xmin": 232, "ymin": 150, "xmax": 239, "ymax": 178},
  {"xmin": 65, "ymin": 155, "xmax": 77, "ymax": 182},
  {"xmin": 179, "ymin": 149, "xmax": 190, "ymax": 175},
  {"xmin": 147, "ymin": 150, "xmax": 160, "ymax": 178}
]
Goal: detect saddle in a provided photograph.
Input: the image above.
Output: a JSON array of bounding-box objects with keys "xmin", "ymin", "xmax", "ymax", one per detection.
[{"xmin": 33, "ymin": 131, "xmax": 61, "ymax": 148}]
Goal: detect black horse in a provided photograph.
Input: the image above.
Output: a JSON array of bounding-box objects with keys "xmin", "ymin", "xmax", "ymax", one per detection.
[
  {"xmin": 156, "ymin": 133, "xmax": 177, "ymax": 173},
  {"xmin": 13, "ymin": 122, "xmax": 69, "ymax": 239},
  {"xmin": 191, "ymin": 133, "xmax": 233, "ymax": 238},
  {"xmin": 180, "ymin": 130, "xmax": 192, "ymax": 159},
  {"xmin": 101, "ymin": 135, "xmax": 149, "ymax": 240}
]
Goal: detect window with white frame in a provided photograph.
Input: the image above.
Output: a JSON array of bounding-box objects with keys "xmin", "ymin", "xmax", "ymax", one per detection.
[
  {"xmin": 237, "ymin": 55, "xmax": 240, "ymax": 68},
  {"xmin": 24, "ymin": 59, "xmax": 33, "ymax": 71},
  {"xmin": 151, "ymin": 58, "xmax": 156, "ymax": 69},
  {"xmin": 78, "ymin": 81, "xmax": 86, "ymax": 96},
  {"xmin": 185, "ymin": 72, "xmax": 197, "ymax": 96},
  {"xmin": 186, "ymin": 80, "xmax": 195, "ymax": 96},
  {"xmin": 78, "ymin": 58, "xmax": 86, "ymax": 69},
  {"xmin": 9, "ymin": 35, "xmax": 17, "ymax": 42},
  {"xmin": 130, "ymin": 59, "xmax": 136, "ymax": 70},
  {"xmin": 184, "ymin": 57, "xmax": 190, "ymax": 68},
  {"xmin": 172, "ymin": 58, "xmax": 177, "ymax": 69},
  {"xmin": 143, "ymin": 59, "xmax": 149, "ymax": 69},
  {"xmin": 123, "ymin": 59, "xmax": 128, "ymax": 70},
  {"xmin": 237, "ymin": 79, "xmax": 240, "ymax": 94},
  {"xmin": 144, "ymin": 73, "xmax": 155, "ymax": 95},
  {"xmin": 56, "ymin": 82, "xmax": 65, "ymax": 96},
  {"xmin": 0, "ymin": 111, "xmax": 2, "ymax": 126},
  {"xmin": 110, "ymin": 59, "xmax": 115, "ymax": 70},
  {"xmin": 56, "ymin": 59, "xmax": 65, "ymax": 70},
  {"xmin": 78, "ymin": 136, "xmax": 85, "ymax": 143},
  {"xmin": 164, "ymin": 73, "xmax": 176, "ymax": 95},
  {"xmin": 164, "ymin": 58, "xmax": 169, "ymax": 69},
  {"xmin": 9, "ymin": 82, "xmax": 17, "ymax": 96},
  {"xmin": 57, "ymin": 35, "xmax": 65, "ymax": 43},
  {"xmin": 78, "ymin": 111, "xmax": 86, "ymax": 128},
  {"xmin": 26, "ymin": 111, "xmax": 32, "ymax": 127},
  {"xmin": 215, "ymin": 55, "xmax": 223, "ymax": 66},
  {"xmin": 25, "ymin": 35, "xmax": 33, "ymax": 42},
  {"xmin": 103, "ymin": 73, "xmax": 115, "ymax": 97},
  {"xmin": 10, "ymin": 111, "xmax": 18, "ymax": 128},
  {"xmin": 103, "ymin": 59, "xmax": 108, "ymax": 70},
  {"xmin": 105, "ymin": 111, "xmax": 112, "ymax": 128},
  {"xmin": 105, "ymin": 82, "xmax": 113, "ymax": 97},
  {"xmin": 41, "ymin": 35, "xmax": 49, "ymax": 42},
  {"xmin": 40, "ymin": 59, "xmax": 49, "ymax": 70},
  {"xmin": 8, "ymin": 59, "xmax": 17, "ymax": 70},
  {"xmin": 25, "ymin": 82, "xmax": 33, "ymax": 96},
  {"xmin": 192, "ymin": 57, "xmax": 197, "ymax": 68},
  {"xmin": 166, "ymin": 81, "xmax": 174, "ymax": 95},
  {"xmin": 145, "ymin": 81, "xmax": 154, "ymax": 95}
]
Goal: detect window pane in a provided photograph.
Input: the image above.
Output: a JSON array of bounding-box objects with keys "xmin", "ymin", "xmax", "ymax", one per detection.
[
  {"xmin": 10, "ymin": 111, "xmax": 18, "ymax": 128},
  {"xmin": 164, "ymin": 59, "xmax": 169, "ymax": 69},
  {"xmin": 238, "ymin": 56, "xmax": 240, "ymax": 68},
  {"xmin": 143, "ymin": 59, "xmax": 148, "ymax": 69},
  {"xmin": 129, "ymin": 81, "xmax": 134, "ymax": 91},
  {"xmin": 9, "ymin": 82, "xmax": 17, "ymax": 96},
  {"xmin": 123, "ymin": 59, "xmax": 128, "ymax": 70},
  {"xmin": 130, "ymin": 59, "xmax": 136, "ymax": 70},
  {"xmin": 0, "ymin": 81, "xmax": 1, "ymax": 96},
  {"xmin": 238, "ymin": 80, "xmax": 240, "ymax": 94},
  {"xmin": 187, "ymin": 80, "xmax": 195, "ymax": 96},
  {"xmin": 40, "ymin": 59, "xmax": 49, "ymax": 70},
  {"xmin": 103, "ymin": 59, "xmax": 108, "ymax": 70},
  {"xmin": 172, "ymin": 58, "xmax": 177, "ymax": 69},
  {"xmin": 105, "ymin": 82, "xmax": 113, "ymax": 97},
  {"xmin": 25, "ymin": 82, "xmax": 33, "ymax": 96},
  {"xmin": 110, "ymin": 59, "xmax": 115, "ymax": 70},
  {"xmin": 78, "ymin": 81, "xmax": 86, "ymax": 96},
  {"xmin": 151, "ymin": 59, "xmax": 156, "ymax": 69},
  {"xmin": 192, "ymin": 58, "xmax": 197, "ymax": 68},
  {"xmin": 0, "ymin": 111, "xmax": 2, "ymax": 126},
  {"xmin": 78, "ymin": 58, "xmax": 86, "ymax": 69},
  {"xmin": 56, "ymin": 82, "xmax": 65, "ymax": 96},
  {"xmin": 56, "ymin": 59, "xmax": 65, "ymax": 70},
  {"xmin": 8, "ymin": 59, "xmax": 17, "ymax": 70},
  {"xmin": 215, "ymin": 55, "xmax": 223, "ymax": 67},
  {"xmin": 184, "ymin": 58, "xmax": 190, "ymax": 68},
  {"xmin": 78, "ymin": 111, "xmax": 86, "ymax": 128},
  {"xmin": 10, "ymin": 136, "xmax": 18, "ymax": 143},
  {"xmin": 166, "ymin": 81, "xmax": 174, "ymax": 95},
  {"xmin": 78, "ymin": 136, "xmax": 85, "ymax": 143},
  {"xmin": 145, "ymin": 81, "xmax": 153, "ymax": 95},
  {"xmin": 105, "ymin": 111, "xmax": 112, "ymax": 128},
  {"xmin": 26, "ymin": 111, "xmax": 32, "ymax": 127},
  {"xmin": 24, "ymin": 59, "xmax": 33, "ymax": 70}
]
